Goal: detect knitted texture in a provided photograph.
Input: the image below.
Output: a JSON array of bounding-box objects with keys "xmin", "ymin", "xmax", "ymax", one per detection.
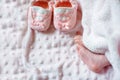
[{"xmin": 0, "ymin": 0, "xmax": 113, "ymax": 80}]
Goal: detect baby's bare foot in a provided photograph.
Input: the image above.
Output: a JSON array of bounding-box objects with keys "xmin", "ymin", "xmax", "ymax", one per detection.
[{"xmin": 74, "ymin": 35, "xmax": 111, "ymax": 73}]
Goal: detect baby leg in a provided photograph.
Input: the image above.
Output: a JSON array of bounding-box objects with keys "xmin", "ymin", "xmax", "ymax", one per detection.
[{"xmin": 74, "ymin": 35, "xmax": 111, "ymax": 73}]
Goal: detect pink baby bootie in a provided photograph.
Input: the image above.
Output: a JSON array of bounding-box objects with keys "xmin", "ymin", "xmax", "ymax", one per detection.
[
  {"xmin": 28, "ymin": 0, "xmax": 53, "ymax": 31},
  {"xmin": 53, "ymin": 0, "xmax": 78, "ymax": 31}
]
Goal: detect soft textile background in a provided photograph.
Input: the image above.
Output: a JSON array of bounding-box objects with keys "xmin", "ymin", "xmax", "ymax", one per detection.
[{"xmin": 0, "ymin": 0, "xmax": 113, "ymax": 80}]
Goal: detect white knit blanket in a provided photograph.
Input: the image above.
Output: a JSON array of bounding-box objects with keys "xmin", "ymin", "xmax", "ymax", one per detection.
[
  {"xmin": 80, "ymin": 0, "xmax": 120, "ymax": 79},
  {"xmin": 0, "ymin": 0, "xmax": 114, "ymax": 80}
]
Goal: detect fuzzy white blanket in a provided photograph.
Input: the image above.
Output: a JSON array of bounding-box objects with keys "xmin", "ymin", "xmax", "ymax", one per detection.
[
  {"xmin": 80, "ymin": 0, "xmax": 120, "ymax": 79},
  {"xmin": 0, "ymin": 0, "xmax": 115, "ymax": 80}
]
